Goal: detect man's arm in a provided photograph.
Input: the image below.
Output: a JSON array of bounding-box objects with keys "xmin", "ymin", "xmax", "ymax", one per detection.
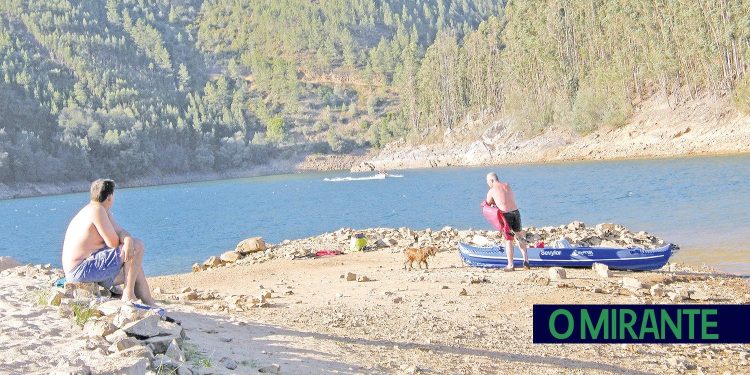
[
  {"xmin": 92, "ymin": 206, "xmax": 120, "ymax": 248},
  {"xmin": 107, "ymin": 211, "xmax": 136, "ymax": 262},
  {"xmin": 486, "ymin": 190, "xmax": 496, "ymax": 206},
  {"xmin": 107, "ymin": 211, "xmax": 132, "ymax": 241}
]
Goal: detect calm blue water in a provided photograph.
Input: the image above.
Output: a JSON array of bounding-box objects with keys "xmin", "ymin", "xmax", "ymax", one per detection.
[{"xmin": 1, "ymin": 155, "xmax": 749, "ymax": 276}]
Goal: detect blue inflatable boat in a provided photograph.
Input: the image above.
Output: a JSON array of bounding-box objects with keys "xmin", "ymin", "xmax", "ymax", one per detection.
[{"xmin": 458, "ymin": 242, "xmax": 674, "ymax": 271}]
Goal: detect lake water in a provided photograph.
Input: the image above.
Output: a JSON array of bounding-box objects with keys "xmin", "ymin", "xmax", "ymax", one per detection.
[{"xmin": 1, "ymin": 155, "xmax": 749, "ymax": 276}]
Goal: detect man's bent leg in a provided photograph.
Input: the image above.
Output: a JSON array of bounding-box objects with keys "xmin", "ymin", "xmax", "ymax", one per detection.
[
  {"xmin": 121, "ymin": 241, "xmax": 143, "ymax": 302},
  {"xmin": 132, "ymin": 239, "xmax": 156, "ymax": 305},
  {"xmin": 135, "ymin": 266, "xmax": 156, "ymax": 305}
]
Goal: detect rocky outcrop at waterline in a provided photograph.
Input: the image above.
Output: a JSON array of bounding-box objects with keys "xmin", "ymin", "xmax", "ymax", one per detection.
[{"xmin": 194, "ymin": 221, "xmax": 674, "ymax": 271}]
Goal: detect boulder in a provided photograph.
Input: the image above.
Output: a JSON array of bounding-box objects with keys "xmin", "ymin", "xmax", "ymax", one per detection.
[
  {"xmin": 178, "ymin": 291, "xmax": 198, "ymax": 301},
  {"xmin": 117, "ymin": 345, "xmax": 154, "ymax": 361},
  {"xmin": 83, "ymin": 320, "xmax": 117, "ymax": 338},
  {"xmin": 257, "ymin": 294, "xmax": 267, "ymax": 304},
  {"xmin": 113, "ymin": 305, "xmax": 140, "ymax": 328},
  {"xmin": 191, "ymin": 263, "xmax": 203, "ymax": 273},
  {"xmin": 677, "ymin": 288, "xmax": 691, "ymax": 300},
  {"xmin": 236, "ymin": 237, "xmax": 267, "ymax": 254},
  {"xmin": 165, "ymin": 339, "xmax": 186, "ymax": 362},
  {"xmin": 689, "ymin": 289, "xmax": 710, "ymax": 301},
  {"xmin": 621, "ymin": 277, "xmax": 643, "ymax": 291},
  {"xmin": 97, "ymin": 300, "xmax": 125, "ymax": 316},
  {"xmin": 567, "ymin": 221, "xmax": 585, "ymax": 230},
  {"xmin": 104, "ymin": 329, "xmax": 128, "ymax": 344},
  {"xmin": 595, "ymin": 223, "xmax": 617, "ymax": 235},
  {"xmin": 0, "ymin": 256, "xmax": 21, "ymax": 271},
  {"xmin": 357, "ymin": 275, "xmax": 371, "ymax": 282},
  {"xmin": 47, "ymin": 289, "xmax": 64, "ymax": 306},
  {"xmin": 151, "ymin": 354, "xmax": 183, "ymax": 373},
  {"xmin": 203, "ymin": 256, "xmax": 223, "ymax": 268},
  {"xmin": 666, "ymin": 291, "xmax": 683, "ymax": 302},
  {"xmin": 345, "ymin": 272, "xmax": 357, "ymax": 281},
  {"xmin": 258, "ymin": 364, "xmax": 281, "ymax": 374},
  {"xmin": 220, "ymin": 357, "xmax": 238, "ymax": 370},
  {"xmin": 157, "ymin": 320, "xmax": 185, "ymax": 338},
  {"xmin": 121, "ymin": 315, "xmax": 160, "ymax": 338},
  {"xmin": 144, "ymin": 334, "xmax": 183, "ymax": 354},
  {"xmin": 64, "ymin": 282, "xmax": 100, "ymax": 299},
  {"xmin": 100, "ymin": 357, "xmax": 149, "ymax": 375},
  {"xmin": 548, "ymin": 267, "xmax": 567, "ymax": 281},
  {"xmin": 591, "ymin": 263, "xmax": 612, "ymax": 278},
  {"xmin": 382, "ymin": 238, "xmax": 398, "ymax": 247},
  {"xmin": 108, "ymin": 337, "xmax": 140, "ymax": 353},
  {"xmin": 650, "ymin": 284, "xmax": 665, "ymax": 298},
  {"xmin": 220, "ymin": 251, "xmax": 241, "ymax": 263}
]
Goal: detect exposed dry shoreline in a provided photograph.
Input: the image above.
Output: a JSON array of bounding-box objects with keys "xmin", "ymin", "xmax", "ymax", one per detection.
[
  {"xmin": 0, "ymin": 159, "xmax": 300, "ymax": 200},
  {"xmin": 351, "ymin": 97, "xmax": 750, "ymax": 172},
  {"xmin": 2, "ymin": 225, "xmax": 748, "ymax": 374}
]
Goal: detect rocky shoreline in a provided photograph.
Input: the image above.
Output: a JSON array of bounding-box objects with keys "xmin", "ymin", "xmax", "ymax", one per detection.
[
  {"xmin": 351, "ymin": 97, "xmax": 750, "ymax": 172},
  {"xmin": 191, "ymin": 221, "xmax": 674, "ymax": 273},
  {"xmin": 4, "ymin": 98, "xmax": 750, "ymax": 201},
  {"xmin": 0, "ymin": 159, "xmax": 300, "ymax": 200},
  {"xmin": 1, "ymin": 224, "xmax": 748, "ymax": 374}
]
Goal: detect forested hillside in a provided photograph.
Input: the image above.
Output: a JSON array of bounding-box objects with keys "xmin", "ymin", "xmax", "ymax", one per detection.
[
  {"xmin": 0, "ymin": 0, "xmax": 500, "ymax": 183},
  {"xmin": 0, "ymin": 0, "xmax": 749, "ymax": 185}
]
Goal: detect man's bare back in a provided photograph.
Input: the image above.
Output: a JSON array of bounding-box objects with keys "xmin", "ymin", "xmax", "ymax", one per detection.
[
  {"xmin": 62, "ymin": 203, "xmax": 117, "ymax": 273},
  {"xmin": 63, "ymin": 179, "xmax": 155, "ymax": 304},
  {"xmin": 484, "ymin": 172, "xmax": 528, "ymax": 270},
  {"xmin": 486, "ymin": 181, "xmax": 519, "ymax": 212}
]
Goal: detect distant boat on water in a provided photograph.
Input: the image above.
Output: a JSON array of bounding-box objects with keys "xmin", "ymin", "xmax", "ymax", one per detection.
[{"xmin": 324, "ymin": 173, "xmax": 403, "ymax": 182}]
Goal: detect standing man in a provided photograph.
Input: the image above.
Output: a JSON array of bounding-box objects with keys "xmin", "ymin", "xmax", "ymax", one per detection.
[
  {"xmin": 62, "ymin": 179, "xmax": 156, "ymax": 305},
  {"xmin": 485, "ymin": 172, "xmax": 529, "ymax": 271}
]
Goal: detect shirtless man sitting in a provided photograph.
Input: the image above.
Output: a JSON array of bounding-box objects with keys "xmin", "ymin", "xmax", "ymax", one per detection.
[
  {"xmin": 486, "ymin": 172, "xmax": 529, "ymax": 271},
  {"xmin": 62, "ymin": 179, "xmax": 155, "ymax": 305}
]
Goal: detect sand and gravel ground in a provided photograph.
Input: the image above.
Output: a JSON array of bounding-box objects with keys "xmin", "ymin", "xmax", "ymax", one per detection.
[
  {"xmin": 149, "ymin": 249, "xmax": 750, "ymax": 374},
  {"xmin": 1, "ymin": 238, "xmax": 748, "ymax": 374}
]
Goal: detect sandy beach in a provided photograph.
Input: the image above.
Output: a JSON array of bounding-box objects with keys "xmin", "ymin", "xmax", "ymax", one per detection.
[{"xmin": 1, "ymin": 225, "xmax": 748, "ymax": 374}]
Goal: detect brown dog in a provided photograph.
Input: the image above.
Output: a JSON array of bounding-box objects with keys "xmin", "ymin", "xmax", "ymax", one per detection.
[{"xmin": 403, "ymin": 246, "xmax": 438, "ymax": 271}]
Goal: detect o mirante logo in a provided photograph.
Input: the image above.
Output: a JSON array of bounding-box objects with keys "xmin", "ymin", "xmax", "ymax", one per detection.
[{"xmin": 533, "ymin": 305, "xmax": 750, "ymax": 344}]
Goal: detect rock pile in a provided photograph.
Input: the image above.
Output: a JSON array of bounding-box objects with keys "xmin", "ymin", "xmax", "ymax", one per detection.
[
  {"xmin": 193, "ymin": 236, "xmax": 267, "ymax": 272},
  {"xmin": 196, "ymin": 222, "xmax": 673, "ymax": 272},
  {"xmin": 157, "ymin": 286, "xmax": 274, "ymax": 312},
  {"xmin": 34, "ymin": 279, "xmax": 196, "ymax": 374},
  {"xmin": 0, "ymin": 262, "xmax": 63, "ymax": 282},
  {"xmin": 538, "ymin": 263, "xmax": 741, "ymax": 304},
  {"xmin": 526, "ymin": 222, "xmax": 669, "ymax": 249}
]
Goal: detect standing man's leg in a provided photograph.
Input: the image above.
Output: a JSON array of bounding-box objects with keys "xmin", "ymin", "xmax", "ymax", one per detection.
[
  {"xmin": 517, "ymin": 230, "xmax": 529, "ymax": 268},
  {"xmin": 505, "ymin": 237, "xmax": 515, "ymax": 270}
]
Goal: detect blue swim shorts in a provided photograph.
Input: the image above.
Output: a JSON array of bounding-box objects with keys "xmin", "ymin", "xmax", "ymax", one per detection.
[{"xmin": 66, "ymin": 246, "xmax": 123, "ymax": 288}]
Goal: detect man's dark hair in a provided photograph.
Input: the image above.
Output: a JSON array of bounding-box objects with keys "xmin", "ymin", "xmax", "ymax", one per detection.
[{"xmin": 90, "ymin": 179, "xmax": 115, "ymax": 202}]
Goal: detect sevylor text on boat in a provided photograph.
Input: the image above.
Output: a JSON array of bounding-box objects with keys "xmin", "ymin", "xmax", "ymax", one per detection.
[{"xmin": 458, "ymin": 242, "xmax": 674, "ymax": 271}]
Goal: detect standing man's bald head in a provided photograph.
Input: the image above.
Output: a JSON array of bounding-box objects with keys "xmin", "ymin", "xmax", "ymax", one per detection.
[{"xmin": 486, "ymin": 172, "xmax": 499, "ymax": 187}]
